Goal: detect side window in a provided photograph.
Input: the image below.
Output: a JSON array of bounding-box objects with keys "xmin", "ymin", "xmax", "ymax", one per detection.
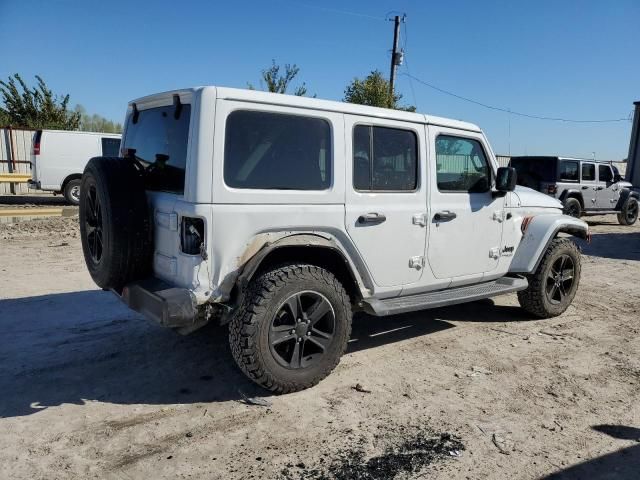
[
  {"xmin": 224, "ymin": 110, "xmax": 331, "ymax": 190},
  {"xmin": 559, "ymin": 160, "xmax": 579, "ymax": 182},
  {"xmin": 598, "ymin": 165, "xmax": 613, "ymax": 183},
  {"xmin": 101, "ymin": 137, "xmax": 121, "ymax": 157},
  {"xmin": 581, "ymin": 163, "xmax": 595, "ymax": 181},
  {"xmin": 352, "ymin": 125, "xmax": 418, "ymax": 191},
  {"xmin": 435, "ymin": 135, "xmax": 490, "ymax": 192}
]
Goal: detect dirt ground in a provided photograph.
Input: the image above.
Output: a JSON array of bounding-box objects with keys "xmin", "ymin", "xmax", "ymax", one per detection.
[{"xmin": 0, "ymin": 212, "xmax": 639, "ymax": 480}]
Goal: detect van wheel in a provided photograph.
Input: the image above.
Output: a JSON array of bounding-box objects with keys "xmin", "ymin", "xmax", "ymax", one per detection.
[
  {"xmin": 229, "ymin": 264, "xmax": 352, "ymax": 393},
  {"xmin": 617, "ymin": 197, "xmax": 638, "ymax": 226},
  {"xmin": 64, "ymin": 179, "xmax": 82, "ymax": 205},
  {"xmin": 79, "ymin": 157, "xmax": 152, "ymax": 290},
  {"xmin": 563, "ymin": 198, "xmax": 582, "ymax": 218},
  {"xmin": 517, "ymin": 238, "xmax": 581, "ymax": 319}
]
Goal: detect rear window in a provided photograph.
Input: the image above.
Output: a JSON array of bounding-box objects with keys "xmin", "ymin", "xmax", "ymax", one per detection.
[
  {"xmin": 101, "ymin": 137, "xmax": 121, "ymax": 157},
  {"xmin": 559, "ymin": 160, "xmax": 579, "ymax": 182},
  {"xmin": 123, "ymin": 104, "xmax": 191, "ymax": 194},
  {"xmin": 224, "ymin": 110, "xmax": 331, "ymax": 190}
]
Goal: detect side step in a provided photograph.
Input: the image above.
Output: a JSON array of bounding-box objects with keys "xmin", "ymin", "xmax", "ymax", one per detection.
[{"xmin": 362, "ymin": 277, "xmax": 528, "ymax": 317}]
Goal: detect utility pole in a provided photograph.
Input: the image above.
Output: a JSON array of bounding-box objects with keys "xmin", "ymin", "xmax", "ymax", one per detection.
[{"xmin": 388, "ymin": 14, "xmax": 404, "ymax": 107}]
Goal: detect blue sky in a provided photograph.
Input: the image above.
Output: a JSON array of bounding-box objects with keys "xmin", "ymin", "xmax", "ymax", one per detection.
[{"xmin": 1, "ymin": 0, "xmax": 638, "ymax": 159}]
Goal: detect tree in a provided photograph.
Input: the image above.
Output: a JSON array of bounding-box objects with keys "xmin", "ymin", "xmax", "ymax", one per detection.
[
  {"xmin": 343, "ymin": 70, "xmax": 415, "ymax": 112},
  {"xmin": 248, "ymin": 60, "xmax": 310, "ymax": 96},
  {"xmin": 0, "ymin": 74, "xmax": 80, "ymax": 129},
  {"xmin": 74, "ymin": 104, "xmax": 122, "ymax": 133}
]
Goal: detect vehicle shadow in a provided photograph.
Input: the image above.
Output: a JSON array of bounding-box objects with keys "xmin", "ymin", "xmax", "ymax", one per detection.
[
  {"xmin": 1, "ymin": 290, "xmax": 490, "ymax": 419},
  {"xmin": 0, "ymin": 194, "xmax": 69, "ymax": 206},
  {"xmin": 579, "ymin": 232, "xmax": 640, "ymax": 261},
  {"xmin": 540, "ymin": 425, "xmax": 640, "ymax": 479}
]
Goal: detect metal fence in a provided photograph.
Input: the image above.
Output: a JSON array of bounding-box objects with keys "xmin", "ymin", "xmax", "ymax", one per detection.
[{"xmin": 0, "ymin": 127, "xmax": 36, "ymax": 195}]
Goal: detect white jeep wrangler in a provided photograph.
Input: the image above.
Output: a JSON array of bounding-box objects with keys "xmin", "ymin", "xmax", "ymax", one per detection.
[{"xmin": 79, "ymin": 87, "xmax": 589, "ymax": 393}]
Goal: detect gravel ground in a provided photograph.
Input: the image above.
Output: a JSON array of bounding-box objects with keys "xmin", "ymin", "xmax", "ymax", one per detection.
[{"xmin": 0, "ymin": 214, "xmax": 639, "ymax": 479}]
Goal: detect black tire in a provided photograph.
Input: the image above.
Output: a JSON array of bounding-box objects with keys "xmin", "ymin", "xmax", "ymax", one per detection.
[
  {"xmin": 517, "ymin": 238, "xmax": 581, "ymax": 319},
  {"xmin": 64, "ymin": 178, "xmax": 81, "ymax": 205},
  {"xmin": 617, "ymin": 197, "xmax": 638, "ymax": 226},
  {"xmin": 229, "ymin": 263, "xmax": 352, "ymax": 393},
  {"xmin": 79, "ymin": 157, "xmax": 152, "ymax": 290},
  {"xmin": 563, "ymin": 197, "xmax": 582, "ymax": 218}
]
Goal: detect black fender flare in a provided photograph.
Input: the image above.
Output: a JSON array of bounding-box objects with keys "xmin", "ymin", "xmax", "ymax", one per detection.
[
  {"xmin": 615, "ymin": 188, "xmax": 640, "ymax": 210},
  {"xmin": 559, "ymin": 189, "xmax": 584, "ymax": 207}
]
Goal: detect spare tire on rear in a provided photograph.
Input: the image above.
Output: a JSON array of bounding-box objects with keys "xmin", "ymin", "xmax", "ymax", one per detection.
[{"xmin": 79, "ymin": 157, "xmax": 153, "ymax": 291}]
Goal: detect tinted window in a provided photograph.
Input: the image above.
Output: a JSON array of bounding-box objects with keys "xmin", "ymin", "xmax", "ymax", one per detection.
[
  {"xmin": 101, "ymin": 137, "xmax": 121, "ymax": 157},
  {"xmin": 353, "ymin": 125, "xmax": 417, "ymax": 191},
  {"xmin": 581, "ymin": 163, "xmax": 595, "ymax": 181},
  {"xmin": 559, "ymin": 160, "xmax": 579, "ymax": 182},
  {"xmin": 436, "ymin": 135, "xmax": 490, "ymax": 192},
  {"xmin": 224, "ymin": 111, "xmax": 331, "ymax": 190},
  {"xmin": 123, "ymin": 104, "xmax": 191, "ymax": 194},
  {"xmin": 598, "ymin": 165, "xmax": 613, "ymax": 182}
]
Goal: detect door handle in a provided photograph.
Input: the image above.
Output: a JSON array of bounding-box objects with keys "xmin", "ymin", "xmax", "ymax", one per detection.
[
  {"xmin": 581, "ymin": 186, "xmax": 590, "ymax": 190},
  {"xmin": 434, "ymin": 210, "xmax": 457, "ymax": 222},
  {"xmin": 596, "ymin": 186, "xmax": 604, "ymax": 191},
  {"xmin": 358, "ymin": 212, "xmax": 387, "ymax": 225}
]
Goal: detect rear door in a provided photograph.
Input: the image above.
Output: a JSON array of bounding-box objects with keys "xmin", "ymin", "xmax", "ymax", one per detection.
[
  {"xmin": 426, "ymin": 127, "xmax": 505, "ymax": 279},
  {"xmin": 580, "ymin": 161, "xmax": 597, "ymax": 208},
  {"xmin": 344, "ymin": 115, "xmax": 427, "ymax": 288}
]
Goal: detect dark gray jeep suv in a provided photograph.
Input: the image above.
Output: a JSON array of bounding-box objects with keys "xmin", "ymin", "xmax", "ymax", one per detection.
[{"xmin": 510, "ymin": 156, "xmax": 639, "ymax": 225}]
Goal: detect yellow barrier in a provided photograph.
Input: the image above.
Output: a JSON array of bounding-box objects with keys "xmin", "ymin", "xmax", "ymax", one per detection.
[
  {"xmin": 0, "ymin": 173, "xmax": 32, "ymax": 183},
  {"xmin": 0, "ymin": 208, "xmax": 63, "ymax": 217}
]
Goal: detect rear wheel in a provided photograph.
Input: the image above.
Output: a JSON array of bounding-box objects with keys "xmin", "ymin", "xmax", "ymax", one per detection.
[
  {"xmin": 79, "ymin": 157, "xmax": 152, "ymax": 290},
  {"xmin": 517, "ymin": 238, "xmax": 581, "ymax": 318},
  {"xmin": 229, "ymin": 264, "xmax": 352, "ymax": 393},
  {"xmin": 617, "ymin": 197, "xmax": 638, "ymax": 226},
  {"xmin": 64, "ymin": 179, "xmax": 81, "ymax": 205},
  {"xmin": 563, "ymin": 197, "xmax": 582, "ymax": 218}
]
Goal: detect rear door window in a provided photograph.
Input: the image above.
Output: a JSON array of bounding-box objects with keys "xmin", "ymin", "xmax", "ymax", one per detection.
[
  {"xmin": 101, "ymin": 137, "xmax": 121, "ymax": 157},
  {"xmin": 224, "ymin": 110, "xmax": 331, "ymax": 190},
  {"xmin": 559, "ymin": 160, "xmax": 579, "ymax": 182},
  {"xmin": 581, "ymin": 163, "xmax": 595, "ymax": 182},
  {"xmin": 122, "ymin": 104, "xmax": 191, "ymax": 194}
]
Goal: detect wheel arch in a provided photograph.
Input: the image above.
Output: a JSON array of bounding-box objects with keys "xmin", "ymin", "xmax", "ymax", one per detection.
[
  {"xmin": 223, "ymin": 233, "xmax": 371, "ymax": 311},
  {"xmin": 559, "ymin": 189, "xmax": 584, "ymax": 208},
  {"xmin": 614, "ymin": 188, "xmax": 640, "ymax": 210},
  {"xmin": 61, "ymin": 173, "xmax": 82, "ymax": 192},
  {"xmin": 509, "ymin": 214, "xmax": 589, "ymax": 274}
]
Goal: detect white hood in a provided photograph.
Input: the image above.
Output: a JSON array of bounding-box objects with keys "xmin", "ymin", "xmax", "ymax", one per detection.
[{"xmin": 512, "ymin": 186, "xmax": 562, "ymax": 209}]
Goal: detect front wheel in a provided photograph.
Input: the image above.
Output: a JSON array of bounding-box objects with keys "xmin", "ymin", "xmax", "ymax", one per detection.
[
  {"xmin": 229, "ymin": 264, "xmax": 352, "ymax": 393},
  {"xmin": 617, "ymin": 197, "xmax": 638, "ymax": 226},
  {"xmin": 563, "ymin": 197, "xmax": 582, "ymax": 218},
  {"xmin": 517, "ymin": 238, "xmax": 581, "ymax": 319}
]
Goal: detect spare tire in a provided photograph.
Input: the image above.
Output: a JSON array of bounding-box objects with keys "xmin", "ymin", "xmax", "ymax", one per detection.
[{"xmin": 79, "ymin": 157, "xmax": 153, "ymax": 290}]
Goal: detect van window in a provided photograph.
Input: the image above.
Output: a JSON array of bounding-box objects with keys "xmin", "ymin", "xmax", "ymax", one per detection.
[
  {"xmin": 122, "ymin": 104, "xmax": 191, "ymax": 194},
  {"xmin": 581, "ymin": 163, "xmax": 595, "ymax": 181},
  {"xmin": 224, "ymin": 110, "xmax": 331, "ymax": 190},
  {"xmin": 353, "ymin": 125, "xmax": 417, "ymax": 191},
  {"xmin": 101, "ymin": 137, "xmax": 121, "ymax": 157},
  {"xmin": 559, "ymin": 160, "xmax": 579, "ymax": 182},
  {"xmin": 435, "ymin": 135, "xmax": 490, "ymax": 192},
  {"xmin": 598, "ymin": 164, "xmax": 613, "ymax": 183}
]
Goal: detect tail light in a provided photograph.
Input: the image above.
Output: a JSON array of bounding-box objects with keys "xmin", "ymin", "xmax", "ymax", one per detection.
[
  {"xmin": 33, "ymin": 130, "xmax": 42, "ymax": 155},
  {"xmin": 181, "ymin": 217, "xmax": 206, "ymax": 257},
  {"xmin": 547, "ymin": 184, "xmax": 558, "ymax": 195}
]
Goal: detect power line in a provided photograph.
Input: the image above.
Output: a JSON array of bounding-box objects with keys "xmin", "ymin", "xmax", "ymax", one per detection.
[
  {"xmin": 400, "ymin": 72, "xmax": 631, "ymax": 123},
  {"xmin": 281, "ymin": 1, "xmax": 385, "ymax": 21},
  {"xmin": 400, "ymin": 19, "xmax": 418, "ymax": 109}
]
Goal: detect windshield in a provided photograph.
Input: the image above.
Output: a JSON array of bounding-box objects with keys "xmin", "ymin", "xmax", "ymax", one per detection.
[
  {"xmin": 123, "ymin": 104, "xmax": 191, "ymax": 194},
  {"xmin": 510, "ymin": 157, "xmax": 557, "ymax": 189}
]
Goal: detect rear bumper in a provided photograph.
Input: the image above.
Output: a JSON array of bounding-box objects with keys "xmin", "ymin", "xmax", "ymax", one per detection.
[{"xmin": 119, "ymin": 278, "xmax": 198, "ymax": 328}]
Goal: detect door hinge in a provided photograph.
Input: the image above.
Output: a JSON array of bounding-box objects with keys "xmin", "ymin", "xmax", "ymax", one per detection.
[
  {"xmin": 409, "ymin": 256, "xmax": 425, "ymax": 270},
  {"xmin": 412, "ymin": 213, "xmax": 427, "ymax": 227},
  {"xmin": 489, "ymin": 247, "xmax": 500, "ymax": 259}
]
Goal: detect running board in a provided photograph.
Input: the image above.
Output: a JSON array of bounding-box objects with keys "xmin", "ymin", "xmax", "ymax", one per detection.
[{"xmin": 362, "ymin": 277, "xmax": 528, "ymax": 316}]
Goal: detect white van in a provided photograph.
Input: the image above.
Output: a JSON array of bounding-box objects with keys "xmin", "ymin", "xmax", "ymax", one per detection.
[{"xmin": 29, "ymin": 130, "xmax": 121, "ymax": 204}]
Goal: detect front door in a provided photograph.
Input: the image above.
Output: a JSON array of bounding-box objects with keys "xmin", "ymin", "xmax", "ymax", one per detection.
[
  {"xmin": 596, "ymin": 164, "xmax": 619, "ymax": 209},
  {"xmin": 344, "ymin": 115, "xmax": 427, "ymax": 288},
  {"xmin": 426, "ymin": 127, "xmax": 505, "ymax": 279}
]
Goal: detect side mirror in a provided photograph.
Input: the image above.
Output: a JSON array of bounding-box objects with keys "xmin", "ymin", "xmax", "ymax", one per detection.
[
  {"xmin": 496, "ymin": 167, "xmax": 517, "ymax": 192},
  {"xmin": 614, "ymin": 174, "xmax": 623, "ymax": 183}
]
